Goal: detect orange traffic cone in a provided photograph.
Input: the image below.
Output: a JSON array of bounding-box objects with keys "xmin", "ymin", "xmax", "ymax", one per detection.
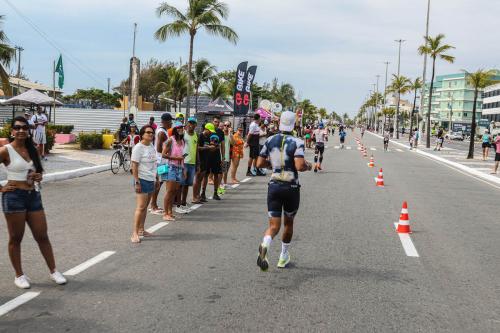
[
  {"xmin": 368, "ymin": 155, "xmax": 375, "ymax": 167},
  {"xmin": 375, "ymin": 168, "xmax": 384, "ymax": 187},
  {"xmin": 396, "ymin": 201, "xmax": 411, "ymax": 233}
]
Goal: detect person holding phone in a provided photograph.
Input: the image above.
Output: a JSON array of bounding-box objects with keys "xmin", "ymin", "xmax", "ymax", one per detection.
[{"xmin": 161, "ymin": 122, "xmax": 186, "ymax": 221}]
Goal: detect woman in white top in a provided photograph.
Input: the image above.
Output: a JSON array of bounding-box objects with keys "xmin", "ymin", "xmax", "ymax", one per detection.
[
  {"xmin": 0, "ymin": 116, "xmax": 66, "ymax": 289},
  {"xmin": 130, "ymin": 125, "xmax": 157, "ymax": 243}
]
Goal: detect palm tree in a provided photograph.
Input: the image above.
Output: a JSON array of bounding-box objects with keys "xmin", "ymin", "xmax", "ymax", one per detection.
[
  {"xmin": 418, "ymin": 34, "xmax": 455, "ymax": 147},
  {"xmin": 408, "ymin": 77, "xmax": 423, "ymax": 141},
  {"xmin": 206, "ymin": 76, "xmax": 228, "ymax": 100},
  {"xmin": 0, "ymin": 15, "xmax": 16, "ymax": 96},
  {"xmin": 272, "ymin": 83, "xmax": 296, "ymax": 109},
  {"xmin": 464, "ymin": 69, "xmax": 498, "ymax": 159},
  {"xmin": 387, "ymin": 74, "xmax": 411, "ymax": 139},
  {"xmin": 192, "ymin": 58, "xmax": 216, "ymax": 112},
  {"xmin": 161, "ymin": 67, "xmax": 188, "ymax": 113},
  {"xmin": 154, "ymin": 0, "xmax": 238, "ymax": 119}
]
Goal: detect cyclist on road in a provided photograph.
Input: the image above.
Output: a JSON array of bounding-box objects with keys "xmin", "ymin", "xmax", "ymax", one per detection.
[{"xmin": 256, "ymin": 111, "xmax": 312, "ymax": 270}]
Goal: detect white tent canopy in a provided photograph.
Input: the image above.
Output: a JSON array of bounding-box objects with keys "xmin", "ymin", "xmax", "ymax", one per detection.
[{"xmin": 3, "ymin": 88, "xmax": 63, "ymax": 106}]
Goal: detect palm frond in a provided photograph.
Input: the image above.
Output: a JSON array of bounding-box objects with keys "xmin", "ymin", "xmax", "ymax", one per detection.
[
  {"xmin": 154, "ymin": 21, "xmax": 190, "ymax": 41},
  {"xmin": 156, "ymin": 3, "xmax": 187, "ymax": 21},
  {"xmin": 439, "ymin": 54, "xmax": 455, "ymax": 63},
  {"xmin": 203, "ymin": 24, "xmax": 238, "ymax": 44}
]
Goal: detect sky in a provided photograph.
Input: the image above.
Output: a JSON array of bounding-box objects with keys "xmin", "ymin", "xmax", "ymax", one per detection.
[{"xmin": 2, "ymin": 0, "xmax": 500, "ymax": 116}]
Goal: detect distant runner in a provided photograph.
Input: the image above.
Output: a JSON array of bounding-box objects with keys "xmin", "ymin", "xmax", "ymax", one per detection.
[
  {"xmin": 256, "ymin": 111, "xmax": 312, "ymax": 270},
  {"xmin": 339, "ymin": 129, "xmax": 347, "ymax": 149},
  {"xmin": 383, "ymin": 130, "xmax": 390, "ymax": 151},
  {"xmin": 313, "ymin": 123, "xmax": 328, "ymax": 172}
]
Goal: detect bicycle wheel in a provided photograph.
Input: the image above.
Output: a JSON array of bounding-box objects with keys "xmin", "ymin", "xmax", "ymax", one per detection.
[
  {"xmin": 111, "ymin": 151, "xmax": 121, "ymax": 174},
  {"xmin": 122, "ymin": 151, "xmax": 131, "ymax": 172}
]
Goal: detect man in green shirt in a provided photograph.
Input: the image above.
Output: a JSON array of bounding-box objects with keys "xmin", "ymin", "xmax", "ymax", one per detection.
[{"xmin": 180, "ymin": 117, "xmax": 199, "ymax": 210}]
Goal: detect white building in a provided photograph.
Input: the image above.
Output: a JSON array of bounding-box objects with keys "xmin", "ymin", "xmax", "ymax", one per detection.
[
  {"xmin": 482, "ymin": 83, "xmax": 500, "ymax": 122},
  {"xmin": 385, "ymin": 93, "xmax": 414, "ymax": 114}
]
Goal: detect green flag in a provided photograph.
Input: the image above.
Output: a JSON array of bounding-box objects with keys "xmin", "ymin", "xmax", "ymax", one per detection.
[{"xmin": 55, "ymin": 54, "xmax": 64, "ymax": 89}]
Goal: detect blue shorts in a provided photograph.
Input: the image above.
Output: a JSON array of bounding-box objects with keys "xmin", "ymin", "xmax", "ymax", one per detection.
[
  {"xmin": 267, "ymin": 181, "xmax": 300, "ymax": 218},
  {"xmin": 134, "ymin": 178, "xmax": 155, "ymax": 194},
  {"xmin": 2, "ymin": 189, "xmax": 44, "ymax": 214},
  {"xmin": 166, "ymin": 165, "xmax": 183, "ymax": 183},
  {"xmin": 181, "ymin": 164, "xmax": 196, "ymax": 186}
]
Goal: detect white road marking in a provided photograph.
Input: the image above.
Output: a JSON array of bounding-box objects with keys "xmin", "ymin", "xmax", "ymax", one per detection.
[
  {"xmin": 370, "ymin": 147, "xmax": 376, "ymax": 151},
  {"xmin": 63, "ymin": 251, "xmax": 116, "ymax": 276},
  {"xmin": 0, "ymin": 292, "xmax": 40, "ymax": 317},
  {"xmin": 189, "ymin": 204, "xmax": 202, "ymax": 210},
  {"xmin": 346, "ymin": 146, "xmax": 352, "ymax": 150},
  {"xmin": 241, "ymin": 177, "xmax": 252, "ymax": 183},
  {"xmin": 231, "ymin": 184, "xmax": 240, "ymax": 189},
  {"xmin": 393, "ymin": 223, "xmax": 419, "ymax": 257},
  {"xmin": 396, "ymin": 149, "xmax": 403, "ymax": 152},
  {"xmin": 335, "ymin": 146, "xmax": 340, "ymax": 149},
  {"xmin": 357, "ymin": 147, "xmax": 361, "ymax": 150},
  {"xmin": 146, "ymin": 222, "xmax": 169, "ymax": 234}
]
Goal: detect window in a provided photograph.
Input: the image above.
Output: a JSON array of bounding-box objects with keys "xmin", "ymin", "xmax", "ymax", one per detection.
[{"xmin": 464, "ymin": 113, "xmax": 468, "ymax": 117}]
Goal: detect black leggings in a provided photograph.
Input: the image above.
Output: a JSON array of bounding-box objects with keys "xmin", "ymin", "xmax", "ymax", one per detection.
[{"xmin": 315, "ymin": 143, "xmax": 325, "ymax": 163}]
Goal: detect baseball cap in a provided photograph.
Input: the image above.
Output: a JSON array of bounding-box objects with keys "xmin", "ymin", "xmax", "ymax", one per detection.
[
  {"xmin": 161, "ymin": 113, "xmax": 173, "ymax": 121},
  {"xmin": 173, "ymin": 121, "xmax": 184, "ymax": 128},
  {"xmin": 187, "ymin": 117, "xmax": 197, "ymax": 124},
  {"xmin": 205, "ymin": 123, "xmax": 216, "ymax": 133},
  {"xmin": 176, "ymin": 112, "xmax": 184, "ymax": 119},
  {"xmin": 210, "ymin": 134, "xmax": 220, "ymax": 142},
  {"xmin": 279, "ymin": 111, "xmax": 296, "ymax": 132}
]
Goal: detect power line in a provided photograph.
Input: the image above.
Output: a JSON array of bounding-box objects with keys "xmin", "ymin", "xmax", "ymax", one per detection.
[{"xmin": 3, "ymin": 0, "xmax": 106, "ymax": 89}]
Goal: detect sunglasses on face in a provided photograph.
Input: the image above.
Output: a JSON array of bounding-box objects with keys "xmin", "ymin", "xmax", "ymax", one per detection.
[{"xmin": 12, "ymin": 125, "xmax": 30, "ymax": 131}]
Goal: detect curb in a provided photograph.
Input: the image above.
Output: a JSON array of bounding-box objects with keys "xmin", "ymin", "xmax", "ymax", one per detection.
[
  {"xmin": 0, "ymin": 164, "xmax": 110, "ymax": 186},
  {"xmin": 366, "ymin": 131, "xmax": 500, "ymax": 187}
]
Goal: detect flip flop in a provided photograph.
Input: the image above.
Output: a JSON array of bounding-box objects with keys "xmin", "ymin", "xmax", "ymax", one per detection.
[
  {"xmin": 163, "ymin": 215, "xmax": 176, "ymax": 222},
  {"xmin": 130, "ymin": 235, "xmax": 141, "ymax": 243}
]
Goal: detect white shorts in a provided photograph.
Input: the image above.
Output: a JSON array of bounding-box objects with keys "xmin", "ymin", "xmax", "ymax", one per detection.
[{"xmin": 33, "ymin": 129, "xmax": 47, "ymax": 145}]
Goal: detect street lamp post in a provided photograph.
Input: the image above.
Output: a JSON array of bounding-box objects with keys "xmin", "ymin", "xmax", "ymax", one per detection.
[
  {"xmin": 419, "ymin": 0, "xmax": 431, "ymax": 146},
  {"xmin": 394, "ymin": 39, "xmax": 406, "ymax": 139},
  {"xmin": 448, "ymin": 92, "xmax": 454, "ymax": 132}
]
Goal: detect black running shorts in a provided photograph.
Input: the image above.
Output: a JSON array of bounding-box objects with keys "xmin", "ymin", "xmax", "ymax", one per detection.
[
  {"xmin": 267, "ymin": 181, "xmax": 300, "ymax": 218},
  {"xmin": 315, "ymin": 143, "xmax": 325, "ymax": 155},
  {"xmin": 249, "ymin": 145, "xmax": 260, "ymax": 159}
]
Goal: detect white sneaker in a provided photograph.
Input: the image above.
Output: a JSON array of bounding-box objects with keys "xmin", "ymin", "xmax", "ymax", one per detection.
[
  {"xmin": 50, "ymin": 271, "xmax": 67, "ymax": 285},
  {"xmin": 175, "ymin": 206, "xmax": 189, "ymax": 214},
  {"xmin": 14, "ymin": 275, "xmax": 31, "ymax": 289}
]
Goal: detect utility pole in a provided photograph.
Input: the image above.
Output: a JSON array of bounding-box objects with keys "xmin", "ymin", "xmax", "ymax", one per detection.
[
  {"xmin": 383, "ymin": 61, "xmax": 390, "ymax": 105},
  {"xmin": 107, "ymin": 78, "xmax": 111, "ymax": 94},
  {"xmin": 420, "ymin": 0, "xmax": 431, "ymax": 148},
  {"xmin": 394, "ymin": 39, "xmax": 406, "ymax": 138},
  {"xmin": 14, "ymin": 46, "xmax": 24, "ymax": 78},
  {"xmin": 376, "ymin": 75, "xmax": 380, "ymax": 132}
]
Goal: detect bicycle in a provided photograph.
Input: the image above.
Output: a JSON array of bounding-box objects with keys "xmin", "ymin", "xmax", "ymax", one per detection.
[{"xmin": 111, "ymin": 143, "xmax": 131, "ymax": 174}]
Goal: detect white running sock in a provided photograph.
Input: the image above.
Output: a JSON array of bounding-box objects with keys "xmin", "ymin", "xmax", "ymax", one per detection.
[
  {"xmin": 281, "ymin": 242, "xmax": 290, "ymax": 257},
  {"xmin": 262, "ymin": 235, "xmax": 272, "ymax": 248}
]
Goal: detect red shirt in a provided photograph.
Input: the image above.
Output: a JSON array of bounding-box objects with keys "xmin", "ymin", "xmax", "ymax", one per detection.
[{"xmin": 126, "ymin": 134, "xmax": 140, "ymax": 148}]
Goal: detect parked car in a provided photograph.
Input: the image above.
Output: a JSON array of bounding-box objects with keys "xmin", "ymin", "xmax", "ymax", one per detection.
[{"xmin": 445, "ymin": 131, "xmax": 464, "ymax": 141}]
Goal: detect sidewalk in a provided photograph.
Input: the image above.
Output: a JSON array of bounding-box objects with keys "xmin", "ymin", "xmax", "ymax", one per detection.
[
  {"xmin": 0, "ymin": 144, "xmax": 113, "ymax": 182},
  {"xmin": 366, "ymin": 131, "xmax": 500, "ymax": 185}
]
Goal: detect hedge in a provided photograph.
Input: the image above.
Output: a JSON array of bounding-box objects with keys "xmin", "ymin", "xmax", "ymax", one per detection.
[
  {"xmin": 78, "ymin": 132, "xmax": 103, "ymax": 150},
  {"xmin": 47, "ymin": 124, "xmax": 74, "ymax": 134}
]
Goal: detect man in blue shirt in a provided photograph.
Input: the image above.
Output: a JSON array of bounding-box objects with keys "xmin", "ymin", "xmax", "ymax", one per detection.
[{"xmin": 256, "ymin": 111, "xmax": 312, "ymax": 270}]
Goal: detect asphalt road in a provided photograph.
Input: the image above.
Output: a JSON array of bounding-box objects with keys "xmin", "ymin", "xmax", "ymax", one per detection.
[{"xmin": 0, "ymin": 131, "xmax": 499, "ymax": 332}]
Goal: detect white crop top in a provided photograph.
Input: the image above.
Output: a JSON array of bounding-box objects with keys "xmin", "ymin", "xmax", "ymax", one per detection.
[{"xmin": 5, "ymin": 144, "xmax": 34, "ymax": 181}]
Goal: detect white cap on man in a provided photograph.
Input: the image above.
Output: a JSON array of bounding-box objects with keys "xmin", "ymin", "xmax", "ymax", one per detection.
[{"xmin": 279, "ymin": 111, "xmax": 296, "ymax": 132}]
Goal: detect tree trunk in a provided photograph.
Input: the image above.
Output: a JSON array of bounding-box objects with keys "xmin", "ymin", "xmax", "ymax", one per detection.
[
  {"xmin": 409, "ymin": 89, "xmax": 417, "ymax": 142},
  {"xmin": 467, "ymin": 89, "xmax": 478, "ymax": 159},
  {"xmin": 426, "ymin": 58, "xmax": 436, "ymax": 148},
  {"xmin": 185, "ymin": 32, "xmax": 195, "ymax": 121},
  {"xmin": 173, "ymin": 98, "xmax": 177, "ymax": 113},
  {"xmin": 195, "ymin": 86, "xmax": 199, "ymax": 113},
  {"xmin": 396, "ymin": 91, "xmax": 401, "ymax": 139}
]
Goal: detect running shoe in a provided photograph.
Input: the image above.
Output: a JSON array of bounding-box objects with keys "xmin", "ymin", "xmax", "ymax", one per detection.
[
  {"xmin": 175, "ymin": 206, "xmax": 189, "ymax": 214},
  {"xmin": 246, "ymin": 171, "xmax": 256, "ymax": 177},
  {"xmin": 314, "ymin": 166, "xmax": 318, "ymax": 173},
  {"xmin": 50, "ymin": 271, "xmax": 67, "ymax": 285},
  {"xmin": 256, "ymin": 169, "xmax": 266, "ymax": 176},
  {"xmin": 14, "ymin": 275, "xmax": 31, "ymax": 289},
  {"xmin": 213, "ymin": 194, "xmax": 221, "ymax": 201},
  {"xmin": 257, "ymin": 244, "xmax": 269, "ymax": 271},
  {"xmin": 277, "ymin": 253, "xmax": 290, "ymax": 268}
]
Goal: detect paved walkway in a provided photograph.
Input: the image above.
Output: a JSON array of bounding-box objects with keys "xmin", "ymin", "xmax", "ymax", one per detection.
[{"xmin": 0, "ymin": 144, "xmax": 113, "ymax": 181}]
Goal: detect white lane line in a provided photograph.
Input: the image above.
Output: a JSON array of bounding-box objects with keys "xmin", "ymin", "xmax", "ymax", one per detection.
[
  {"xmin": 396, "ymin": 148, "xmax": 403, "ymax": 152},
  {"xmin": 334, "ymin": 145, "xmax": 340, "ymax": 149},
  {"xmin": 346, "ymin": 146, "xmax": 352, "ymax": 150},
  {"xmin": 241, "ymin": 177, "xmax": 252, "ymax": 183},
  {"xmin": 190, "ymin": 204, "xmax": 202, "ymax": 210},
  {"xmin": 146, "ymin": 222, "xmax": 169, "ymax": 234},
  {"xmin": 357, "ymin": 147, "xmax": 361, "ymax": 150},
  {"xmin": 63, "ymin": 251, "xmax": 116, "ymax": 276},
  {"xmin": 393, "ymin": 223, "xmax": 419, "ymax": 257},
  {"xmin": 231, "ymin": 184, "xmax": 240, "ymax": 189},
  {"xmin": 0, "ymin": 292, "xmax": 40, "ymax": 317},
  {"xmin": 370, "ymin": 147, "xmax": 376, "ymax": 151}
]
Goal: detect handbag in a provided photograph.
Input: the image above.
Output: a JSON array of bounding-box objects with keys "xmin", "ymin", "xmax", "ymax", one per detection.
[{"xmin": 157, "ymin": 164, "xmax": 169, "ymax": 175}]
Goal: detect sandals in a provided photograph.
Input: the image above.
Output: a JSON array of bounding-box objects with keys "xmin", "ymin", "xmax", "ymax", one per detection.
[
  {"xmin": 130, "ymin": 234, "xmax": 141, "ymax": 243},
  {"xmin": 149, "ymin": 208, "xmax": 164, "ymax": 215},
  {"xmin": 163, "ymin": 215, "xmax": 176, "ymax": 222},
  {"xmin": 139, "ymin": 231, "xmax": 154, "ymax": 238}
]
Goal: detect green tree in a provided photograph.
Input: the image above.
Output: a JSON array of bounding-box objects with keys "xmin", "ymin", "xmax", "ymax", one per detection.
[
  {"xmin": 408, "ymin": 77, "xmax": 422, "ymax": 140},
  {"xmin": 0, "ymin": 15, "xmax": 15, "ymax": 96},
  {"xmin": 464, "ymin": 69, "xmax": 498, "ymax": 159},
  {"xmin": 318, "ymin": 107, "xmax": 328, "ymax": 120},
  {"xmin": 192, "ymin": 58, "xmax": 216, "ymax": 112},
  {"xmin": 206, "ymin": 76, "xmax": 228, "ymax": 100},
  {"xmin": 297, "ymin": 99, "xmax": 317, "ymax": 124},
  {"xmin": 167, "ymin": 66, "xmax": 188, "ymax": 113},
  {"xmin": 387, "ymin": 74, "xmax": 411, "ymax": 139},
  {"xmin": 63, "ymin": 88, "xmax": 121, "ymax": 108},
  {"xmin": 272, "ymin": 82, "xmax": 296, "ymax": 109},
  {"xmin": 418, "ymin": 34, "xmax": 455, "ymax": 147},
  {"xmin": 154, "ymin": 0, "xmax": 238, "ymax": 119}
]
